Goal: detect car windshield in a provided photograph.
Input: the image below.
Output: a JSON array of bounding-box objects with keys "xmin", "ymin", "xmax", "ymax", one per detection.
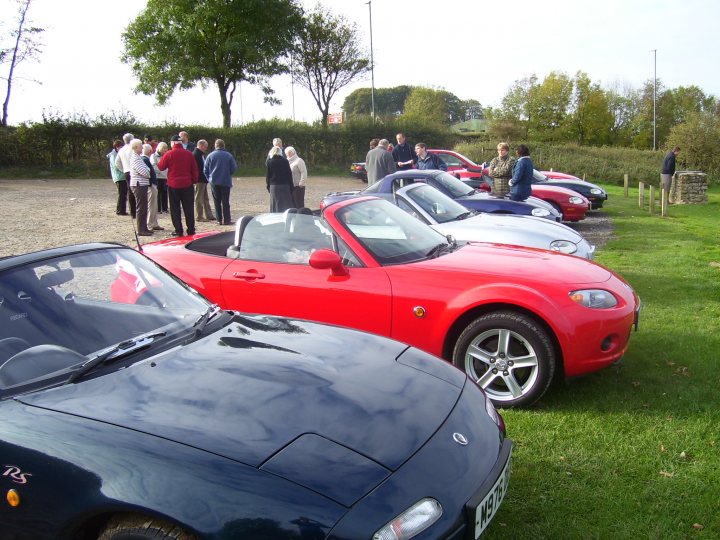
[
  {"xmin": 432, "ymin": 171, "xmax": 477, "ymax": 197},
  {"xmin": 532, "ymin": 169, "xmax": 548, "ymax": 182},
  {"xmin": 335, "ymin": 199, "xmax": 449, "ymax": 265},
  {"xmin": 403, "ymin": 184, "xmax": 472, "ymax": 224},
  {"xmin": 0, "ymin": 247, "xmax": 210, "ymax": 395}
]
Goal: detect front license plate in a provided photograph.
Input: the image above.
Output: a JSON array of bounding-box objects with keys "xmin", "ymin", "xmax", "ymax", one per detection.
[{"xmin": 473, "ymin": 450, "xmax": 512, "ymax": 538}]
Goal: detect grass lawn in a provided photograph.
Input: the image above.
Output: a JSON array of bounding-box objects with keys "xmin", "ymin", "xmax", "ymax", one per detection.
[{"xmin": 486, "ymin": 184, "xmax": 720, "ymax": 539}]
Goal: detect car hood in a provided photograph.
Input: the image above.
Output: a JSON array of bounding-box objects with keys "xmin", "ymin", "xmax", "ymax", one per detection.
[
  {"xmin": 17, "ymin": 315, "xmax": 463, "ymax": 472},
  {"xmin": 427, "ymin": 242, "xmax": 611, "ymax": 284},
  {"xmin": 434, "ymin": 213, "xmax": 584, "ymax": 245}
]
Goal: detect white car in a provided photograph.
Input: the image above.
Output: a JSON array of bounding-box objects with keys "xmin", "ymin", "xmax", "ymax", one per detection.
[{"xmin": 384, "ymin": 183, "xmax": 595, "ymax": 259}]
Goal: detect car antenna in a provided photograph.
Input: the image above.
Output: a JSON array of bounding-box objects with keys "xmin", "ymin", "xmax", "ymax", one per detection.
[{"xmin": 128, "ymin": 209, "xmax": 143, "ymax": 253}]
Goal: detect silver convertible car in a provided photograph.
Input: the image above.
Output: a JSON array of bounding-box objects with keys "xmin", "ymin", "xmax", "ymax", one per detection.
[{"xmin": 364, "ymin": 183, "xmax": 595, "ymax": 259}]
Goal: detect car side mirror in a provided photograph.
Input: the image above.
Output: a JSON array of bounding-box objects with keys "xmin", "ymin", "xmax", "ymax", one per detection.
[{"xmin": 309, "ymin": 249, "xmax": 349, "ymax": 277}]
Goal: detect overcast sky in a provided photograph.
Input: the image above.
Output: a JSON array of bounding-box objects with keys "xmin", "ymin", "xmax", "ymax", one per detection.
[{"xmin": 1, "ymin": 0, "xmax": 719, "ymax": 127}]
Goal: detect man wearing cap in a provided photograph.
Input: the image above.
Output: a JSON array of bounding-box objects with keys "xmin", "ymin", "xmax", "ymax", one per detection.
[{"xmin": 158, "ymin": 134, "xmax": 199, "ymax": 237}]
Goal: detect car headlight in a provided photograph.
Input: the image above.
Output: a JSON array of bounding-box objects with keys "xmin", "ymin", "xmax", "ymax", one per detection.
[
  {"xmin": 373, "ymin": 498, "xmax": 443, "ymax": 540},
  {"xmin": 590, "ymin": 188, "xmax": 604, "ymax": 195},
  {"xmin": 531, "ymin": 208, "xmax": 551, "ymax": 217},
  {"xmin": 569, "ymin": 289, "xmax": 618, "ymax": 308},
  {"xmin": 568, "ymin": 196, "xmax": 585, "ymax": 204},
  {"xmin": 549, "ymin": 240, "xmax": 577, "ymax": 254}
]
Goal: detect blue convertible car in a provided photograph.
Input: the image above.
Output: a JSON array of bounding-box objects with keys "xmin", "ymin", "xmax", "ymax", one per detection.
[
  {"xmin": 0, "ymin": 243, "xmax": 511, "ymax": 540},
  {"xmin": 322, "ymin": 169, "xmax": 562, "ymax": 222}
]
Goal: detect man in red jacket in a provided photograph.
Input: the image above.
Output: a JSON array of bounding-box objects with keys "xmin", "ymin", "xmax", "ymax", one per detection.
[{"xmin": 158, "ymin": 135, "xmax": 199, "ymax": 237}]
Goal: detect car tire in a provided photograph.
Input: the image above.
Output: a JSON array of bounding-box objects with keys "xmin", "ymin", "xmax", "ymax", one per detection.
[
  {"xmin": 453, "ymin": 311, "xmax": 556, "ymax": 408},
  {"xmin": 99, "ymin": 514, "xmax": 197, "ymax": 540}
]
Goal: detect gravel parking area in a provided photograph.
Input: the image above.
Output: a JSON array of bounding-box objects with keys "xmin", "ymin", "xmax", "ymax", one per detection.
[{"xmin": 0, "ymin": 176, "xmax": 613, "ymax": 258}]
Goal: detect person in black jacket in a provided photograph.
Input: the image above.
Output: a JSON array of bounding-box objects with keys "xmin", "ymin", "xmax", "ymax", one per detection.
[
  {"xmin": 661, "ymin": 146, "xmax": 680, "ymax": 193},
  {"xmin": 266, "ymin": 147, "xmax": 295, "ymax": 212},
  {"xmin": 392, "ymin": 132, "xmax": 417, "ymax": 170}
]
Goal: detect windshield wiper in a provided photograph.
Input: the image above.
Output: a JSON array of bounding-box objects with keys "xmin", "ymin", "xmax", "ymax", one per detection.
[
  {"xmin": 425, "ymin": 242, "xmax": 452, "ymax": 259},
  {"xmin": 67, "ymin": 331, "xmax": 167, "ymax": 383},
  {"xmin": 185, "ymin": 304, "xmax": 221, "ymax": 344},
  {"xmin": 456, "ymin": 211, "xmax": 474, "ymax": 220}
]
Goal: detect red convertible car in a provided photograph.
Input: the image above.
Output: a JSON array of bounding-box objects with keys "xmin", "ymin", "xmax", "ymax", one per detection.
[
  {"xmin": 142, "ymin": 199, "xmax": 640, "ymax": 408},
  {"xmin": 431, "ymin": 150, "xmax": 590, "ymax": 221}
]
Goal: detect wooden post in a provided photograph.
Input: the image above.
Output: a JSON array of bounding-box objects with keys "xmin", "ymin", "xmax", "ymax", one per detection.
[
  {"xmin": 649, "ymin": 185, "xmax": 655, "ymax": 213},
  {"xmin": 638, "ymin": 182, "xmax": 645, "ymax": 208},
  {"xmin": 624, "ymin": 174, "xmax": 629, "ymax": 198},
  {"xmin": 661, "ymin": 188, "xmax": 668, "ymax": 217}
]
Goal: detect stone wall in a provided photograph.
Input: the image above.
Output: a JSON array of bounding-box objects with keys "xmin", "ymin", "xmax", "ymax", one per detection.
[{"xmin": 669, "ymin": 171, "xmax": 707, "ymax": 204}]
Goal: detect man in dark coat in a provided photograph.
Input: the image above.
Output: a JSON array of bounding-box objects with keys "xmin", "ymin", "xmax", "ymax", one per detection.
[
  {"xmin": 392, "ymin": 132, "xmax": 417, "ymax": 171},
  {"xmin": 661, "ymin": 146, "xmax": 680, "ymax": 193},
  {"xmin": 266, "ymin": 147, "xmax": 295, "ymax": 212}
]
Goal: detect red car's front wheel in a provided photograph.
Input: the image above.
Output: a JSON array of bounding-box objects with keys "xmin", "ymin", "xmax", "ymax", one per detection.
[{"xmin": 453, "ymin": 311, "xmax": 556, "ymax": 408}]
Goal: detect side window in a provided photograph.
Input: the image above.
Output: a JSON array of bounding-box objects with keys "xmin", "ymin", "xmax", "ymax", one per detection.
[
  {"xmin": 396, "ymin": 197, "xmax": 427, "ymax": 223},
  {"xmin": 335, "ymin": 236, "xmax": 363, "ymax": 268},
  {"xmin": 442, "ymin": 154, "xmax": 463, "ymax": 167}
]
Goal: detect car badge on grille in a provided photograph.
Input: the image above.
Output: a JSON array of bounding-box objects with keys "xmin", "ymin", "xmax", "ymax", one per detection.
[{"xmin": 453, "ymin": 432, "xmax": 468, "ymax": 446}]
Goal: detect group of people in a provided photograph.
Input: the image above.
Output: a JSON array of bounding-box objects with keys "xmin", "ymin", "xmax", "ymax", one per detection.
[
  {"xmin": 487, "ymin": 142, "xmax": 534, "ymax": 202},
  {"xmin": 265, "ymin": 137, "xmax": 308, "ymax": 213},
  {"xmin": 108, "ymin": 131, "xmax": 237, "ymax": 237},
  {"xmin": 364, "ymin": 132, "xmax": 450, "ymax": 185}
]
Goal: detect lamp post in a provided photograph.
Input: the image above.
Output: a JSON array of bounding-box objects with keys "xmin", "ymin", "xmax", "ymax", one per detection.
[
  {"xmin": 366, "ymin": 0, "xmax": 375, "ymax": 121},
  {"xmin": 651, "ymin": 48, "xmax": 657, "ymax": 151},
  {"xmin": 290, "ymin": 49, "xmax": 296, "ymax": 122}
]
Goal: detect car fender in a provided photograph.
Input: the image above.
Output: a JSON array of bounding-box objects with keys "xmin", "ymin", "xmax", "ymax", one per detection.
[{"xmin": 388, "ymin": 279, "xmax": 574, "ymax": 363}]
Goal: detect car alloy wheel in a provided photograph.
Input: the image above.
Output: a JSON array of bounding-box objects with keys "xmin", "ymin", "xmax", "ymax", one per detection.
[{"xmin": 453, "ymin": 311, "xmax": 556, "ymax": 408}]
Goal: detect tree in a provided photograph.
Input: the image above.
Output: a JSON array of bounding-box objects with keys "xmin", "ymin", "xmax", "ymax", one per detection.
[
  {"xmin": 403, "ymin": 87, "xmax": 450, "ymax": 126},
  {"xmin": 290, "ymin": 4, "xmax": 370, "ymax": 125},
  {"xmin": 342, "ymin": 85, "xmax": 412, "ymax": 119},
  {"xmin": 490, "ymin": 76, "xmax": 538, "ymax": 138},
  {"xmin": 667, "ymin": 111, "xmax": 720, "ymax": 176},
  {"xmin": 122, "ymin": 0, "xmax": 303, "ymax": 128},
  {"xmin": 568, "ymin": 72, "xmax": 613, "ymax": 146},
  {"xmin": 605, "ymin": 83, "xmax": 640, "ymax": 146},
  {"xmin": 1, "ymin": 0, "xmax": 44, "ymax": 127},
  {"xmin": 526, "ymin": 71, "xmax": 573, "ymax": 140}
]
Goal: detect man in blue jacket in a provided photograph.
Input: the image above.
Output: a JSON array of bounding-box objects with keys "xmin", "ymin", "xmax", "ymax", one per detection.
[
  {"xmin": 204, "ymin": 139, "xmax": 238, "ymax": 225},
  {"xmin": 509, "ymin": 144, "xmax": 533, "ymax": 202},
  {"xmin": 415, "ymin": 143, "xmax": 447, "ymax": 171}
]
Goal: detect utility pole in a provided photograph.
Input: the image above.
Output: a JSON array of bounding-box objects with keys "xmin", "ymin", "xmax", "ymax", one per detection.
[
  {"xmin": 651, "ymin": 49, "xmax": 657, "ymax": 151},
  {"xmin": 366, "ymin": 0, "xmax": 375, "ymax": 121}
]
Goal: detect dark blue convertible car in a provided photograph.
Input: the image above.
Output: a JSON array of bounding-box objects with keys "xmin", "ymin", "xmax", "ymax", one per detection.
[
  {"xmin": 322, "ymin": 169, "xmax": 562, "ymax": 222},
  {"xmin": 0, "ymin": 243, "xmax": 511, "ymax": 540}
]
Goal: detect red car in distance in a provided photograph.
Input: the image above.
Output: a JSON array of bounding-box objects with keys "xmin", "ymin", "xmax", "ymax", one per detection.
[
  {"xmin": 431, "ymin": 149, "xmax": 590, "ymax": 222},
  {"xmin": 142, "ymin": 198, "xmax": 640, "ymax": 408},
  {"xmin": 350, "ymin": 150, "xmax": 492, "ymax": 192}
]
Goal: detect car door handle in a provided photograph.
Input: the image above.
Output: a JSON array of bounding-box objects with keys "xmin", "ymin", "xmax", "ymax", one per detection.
[{"xmin": 232, "ymin": 270, "xmax": 265, "ymax": 280}]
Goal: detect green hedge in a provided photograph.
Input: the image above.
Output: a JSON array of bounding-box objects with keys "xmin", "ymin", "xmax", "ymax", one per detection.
[
  {"xmin": 0, "ymin": 116, "xmax": 456, "ymax": 177},
  {"xmin": 2, "ymin": 115, "xmax": 715, "ymax": 185}
]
